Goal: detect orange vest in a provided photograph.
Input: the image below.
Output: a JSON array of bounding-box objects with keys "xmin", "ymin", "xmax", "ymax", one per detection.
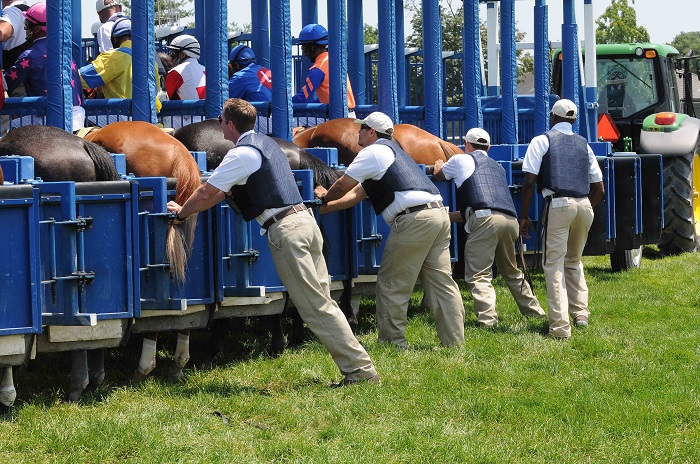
[{"xmin": 310, "ymin": 52, "xmax": 356, "ymax": 109}]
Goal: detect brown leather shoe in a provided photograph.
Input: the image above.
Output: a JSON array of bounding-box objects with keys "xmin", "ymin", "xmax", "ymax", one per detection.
[
  {"xmin": 574, "ymin": 315, "xmax": 589, "ymax": 328},
  {"xmin": 331, "ymin": 373, "xmax": 382, "ymax": 388}
]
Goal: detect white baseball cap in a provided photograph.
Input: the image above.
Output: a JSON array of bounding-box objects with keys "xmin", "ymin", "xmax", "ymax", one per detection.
[
  {"xmin": 464, "ymin": 127, "xmax": 491, "ymax": 146},
  {"xmin": 96, "ymin": 0, "xmax": 120, "ymax": 13},
  {"xmin": 354, "ymin": 112, "xmax": 394, "ymax": 136},
  {"xmin": 551, "ymin": 99, "xmax": 578, "ymax": 120}
]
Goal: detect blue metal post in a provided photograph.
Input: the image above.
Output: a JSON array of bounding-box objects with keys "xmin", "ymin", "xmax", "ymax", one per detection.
[
  {"xmin": 562, "ymin": 0, "xmax": 580, "ymax": 134},
  {"xmin": 534, "ymin": 0, "xmax": 550, "ymax": 135},
  {"xmin": 422, "ymin": 0, "xmax": 443, "ymax": 137},
  {"xmin": 203, "ymin": 0, "xmax": 227, "ymax": 119},
  {"xmin": 463, "ymin": 0, "xmax": 483, "ymax": 131},
  {"xmin": 46, "ymin": 0, "xmax": 72, "ymax": 130},
  {"xmin": 377, "ymin": 0, "xmax": 398, "ymax": 122},
  {"xmin": 500, "ymin": 0, "xmax": 518, "ymax": 144},
  {"xmin": 132, "ymin": 0, "xmax": 156, "ymax": 123},
  {"xmin": 270, "ymin": 0, "xmax": 293, "ymax": 139},
  {"xmin": 252, "ymin": 0, "xmax": 270, "ymax": 68},
  {"xmin": 328, "ymin": 0, "xmax": 349, "ymax": 118},
  {"xmin": 348, "ymin": 0, "xmax": 365, "ymax": 105},
  {"xmin": 300, "ymin": 0, "xmax": 318, "ymax": 72},
  {"xmin": 395, "ymin": 0, "xmax": 406, "ymax": 107},
  {"xmin": 194, "ymin": 0, "xmax": 204, "ymax": 44}
]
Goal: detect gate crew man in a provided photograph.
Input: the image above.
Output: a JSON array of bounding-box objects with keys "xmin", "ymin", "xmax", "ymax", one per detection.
[
  {"xmin": 166, "ymin": 98, "xmax": 380, "ymax": 387},
  {"xmin": 519, "ymin": 99, "xmax": 604, "ymax": 339},
  {"xmin": 316, "ymin": 112, "xmax": 465, "ymax": 349},
  {"xmin": 434, "ymin": 128, "xmax": 545, "ymax": 328}
]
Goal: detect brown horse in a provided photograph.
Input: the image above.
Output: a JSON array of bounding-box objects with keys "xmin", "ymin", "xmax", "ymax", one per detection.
[
  {"xmin": 293, "ymin": 118, "xmax": 463, "ymax": 166},
  {"xmin": 0, "ymin": 164, "xmax": 4, "ymax": 185},
  {"xmin": 85, "ymin": 121, "xmax": 201, "ymax": 283}
]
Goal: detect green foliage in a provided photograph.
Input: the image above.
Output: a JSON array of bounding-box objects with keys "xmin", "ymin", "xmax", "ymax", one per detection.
[
  {"xmin": 595, "ymin": 0, "xmax": 650, "ymax": 44},
  {"xmin": 364, "ymin": 24, "xmax": 379, "ymax": 45},
  {"xmin": 120, "ymin": 0, "xmax": 193, "ymax": 26},
  {"xmin": 2, "ymin": 248, "xmax": 700, "ymax": 461},
  {"xmin": 671, "ymin": 31, "xmax": 700, "ymax": 71}
]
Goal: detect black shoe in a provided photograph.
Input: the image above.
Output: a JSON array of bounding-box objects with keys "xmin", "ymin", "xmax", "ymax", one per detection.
[{"xmin": 330, "ymin": 373, "xmax": 382, "ymax": 388}]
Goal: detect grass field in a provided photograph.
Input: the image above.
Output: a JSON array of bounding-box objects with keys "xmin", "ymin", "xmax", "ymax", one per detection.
[{"xmin": 1, "ymin": 247, "xmax": 699, "ymax": 463}]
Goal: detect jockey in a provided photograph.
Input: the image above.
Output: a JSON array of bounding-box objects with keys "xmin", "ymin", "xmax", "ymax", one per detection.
[
  {"xmin": 94, "ymin": 0, "xmax": 126, "ymax": 54},
  {"xmin": 79, "ymin": 18, "xmax": 161, "ymax": 110},
  {"xmin": 166, "ymin": 34, "xmax": 205, "ymax": 100},
  {"xmin": 227, "ymin": 44, "xmax": 271, "ymax": 102},
  {"xmin": 292, "ymin": 23, "xmax": 355, "ymax": 117},
  {"xmin": 3, "ymin": 2, "xmax": 84, "ymax": 128}
]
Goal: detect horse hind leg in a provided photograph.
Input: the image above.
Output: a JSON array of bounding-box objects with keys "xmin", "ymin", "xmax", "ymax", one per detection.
[
  {"xmin": 0, "ymin": 366, "xmax": 17, "ymax": 413},
  {"xmin": 132, "ymin": 333, "xmax": 158, "ymax": 382},
  {"xmin": 68, "ymin": 350, "xmax": 89, "ymax": 403},
  {"xmin": 87, "ymin": 349, "xmax": 105, "ymax": 390},
  {"xmin": 168, "ymin": 330, "xmax": 190, "ymax": 380}
]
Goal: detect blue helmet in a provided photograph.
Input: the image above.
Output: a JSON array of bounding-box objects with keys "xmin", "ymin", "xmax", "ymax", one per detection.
[
  {"xmin": 111, "ymin": 17, "xmax": 131, "ymax": 39},
  {"xmin": 297, "ymin": 23, "xmax": 328, "ymax": 45},
  {"xmin": 229, "ymin": 44, "xmax": 256, "ymax": 65}
]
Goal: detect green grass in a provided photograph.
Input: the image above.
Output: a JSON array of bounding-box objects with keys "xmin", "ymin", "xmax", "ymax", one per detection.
[{"xmin": 1, "ymin": 246, "xmax": 699, "ymax": 463}]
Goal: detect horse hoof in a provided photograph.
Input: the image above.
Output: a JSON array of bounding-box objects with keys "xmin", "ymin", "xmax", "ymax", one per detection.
[
  {"xmin": 0, "ymin": 402, "xmax": 12, "ymax": 415},
  {"xmin": 66, "ymin": 387, "xmax": 84, "ymax": 403},
  {"xmin": 168, "ymin": 363, "xmax": 185, "ymax": 381},
  {"xmin": 89, "ymin": 372, "xmax": 105, "ymax": 389},
  {"xmin": 130, "ymin": 369, "xmax": 149, "ymax": 383}
]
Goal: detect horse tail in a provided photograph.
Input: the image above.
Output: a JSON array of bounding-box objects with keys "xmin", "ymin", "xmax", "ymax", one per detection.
[
  {"xmin": 82, "ymin": 140, "xmax": 121, "ymax": 181},
  {"xmin": 167, "ymin": 147, "xmax": 201, "ymax": 283},
  {"xmin": 439, "ymin": 140, "xmax": 463, "ymax": 161}
]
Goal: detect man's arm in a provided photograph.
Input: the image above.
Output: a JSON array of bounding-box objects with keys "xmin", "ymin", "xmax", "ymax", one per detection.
[
  {"xmin": 0, "ymin": 20, "xmax": 14, "ymax": 42},
  {"xmin": 322, "ymin": 173, "xmax": 359, "ymax": 203},
  {"xmin": 291, "ymin": 67, "xmax": 324, "ymax": 103},
  {"xmin": 167, "ymin": 182, "xmax": 225, "ymax": 220},
  {"xmin": 319, "ymin": 183, "xmax": 367, "ymax": 214},
  {"xmin": 589, "ymin": 181, "xmax": 604, "ymax": 208},
  {"xmin": 519, "ymin": 172, "xmax": 537, "ymax": 238}
]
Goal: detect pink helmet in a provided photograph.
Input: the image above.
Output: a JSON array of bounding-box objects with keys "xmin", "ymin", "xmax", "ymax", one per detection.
[{"xmin": 24, "ymin": 2, "xmax": 47, "ymax": 32}]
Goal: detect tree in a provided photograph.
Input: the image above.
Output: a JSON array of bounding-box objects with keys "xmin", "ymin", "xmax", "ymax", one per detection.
[
  {"xmin": 120, "ymin": 0, "xmax": 194, "ymax": 27},
  {"xmin": 595, "ymin": 0, "xmax": 650, "ymax": 44},
  {"xmin": 671, "ymin": 31, "xmax": 700, "ymax": 71}
]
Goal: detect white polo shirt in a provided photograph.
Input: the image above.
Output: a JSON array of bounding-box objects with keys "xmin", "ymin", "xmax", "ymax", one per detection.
[{"xmin": 0, "ymin": 4, "xmax": 26, "ymax": 51}]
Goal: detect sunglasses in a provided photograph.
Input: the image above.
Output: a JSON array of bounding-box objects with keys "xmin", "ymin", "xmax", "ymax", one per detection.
[
  {"xmin": 218, "ymin": 115, "xmax": 224, "ymax": 124},
  {"xmin": 359, "ymin": 124, "xmax": 371, "ymax": 132}
]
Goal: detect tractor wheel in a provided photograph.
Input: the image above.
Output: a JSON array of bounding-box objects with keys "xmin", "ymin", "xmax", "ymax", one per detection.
[
  {"xmin": 657, "ymin": 152, "xmax": 700, "ymax": 255},
  {"xmin": 610, "ymin": 245, "xmax": 643, "ymax": 272}
]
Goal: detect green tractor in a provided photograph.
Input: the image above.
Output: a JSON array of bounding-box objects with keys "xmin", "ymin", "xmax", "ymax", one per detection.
[{"xmin": 553, "ymin": 43, "xmax": 700, "ymax": 257}]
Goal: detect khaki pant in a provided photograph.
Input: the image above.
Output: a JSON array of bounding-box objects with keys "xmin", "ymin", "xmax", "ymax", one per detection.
[
  {"xmin": 376, "ymin": 207, "xmax": 465, "ymax": 348},
  {"xmin": 267, "ymin": 210, "xmax": 377, "ymax": 381},
  {"xmin": 465, "ymin": 211, "xmax": 545, "ymax": 327},
  {"xmin": 543, "ymin": 197, "xmax": 594, "ymax": 338}
]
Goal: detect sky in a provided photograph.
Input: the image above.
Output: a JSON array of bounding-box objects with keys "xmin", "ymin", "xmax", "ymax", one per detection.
[{"xmin": 77, "ymin": 0, "xmax": 697, "ymax": 46}]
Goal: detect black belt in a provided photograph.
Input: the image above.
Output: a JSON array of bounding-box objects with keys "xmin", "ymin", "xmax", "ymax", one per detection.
[
  {"xmin": 396, "ymin": 200, "xmax": 443, "ymax": 217},
  {"xmin": 262, "ymin": 204, "xmax": 308, "ymax": 229}
]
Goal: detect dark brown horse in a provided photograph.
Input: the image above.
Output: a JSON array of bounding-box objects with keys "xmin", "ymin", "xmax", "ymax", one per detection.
[
  {"xmin": 293, "ymin": 117, "xmax": 464, "ymax": 166},
  {"xmin": 172, "ymin": 118, "xmax": 340, "ymax": 189},
  {"xmin": 0, "ymin": 125, "xmax": 122, "ymax": 403}
]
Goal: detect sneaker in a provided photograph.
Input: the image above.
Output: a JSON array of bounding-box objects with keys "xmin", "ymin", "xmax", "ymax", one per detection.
[
  {"xmin": 331, "ymin": 373, "xmax": 382, "ymax": 388},
  {"xmin": 574, "ymin": 315, "xmax": 589, "ymax": 328}
]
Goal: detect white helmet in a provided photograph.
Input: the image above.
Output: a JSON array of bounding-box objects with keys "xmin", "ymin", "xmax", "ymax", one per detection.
[{"xmin": 168, "ymin": 34, "xmax": 201, "ymax": 59}]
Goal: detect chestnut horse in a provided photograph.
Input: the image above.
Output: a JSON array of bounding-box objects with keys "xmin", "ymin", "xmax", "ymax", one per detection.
[
  {"xmin": 0, "ymin": 165, "xmax": 4, "ymax": 185},
  {"xmin": 0, "ymin": 125, "xmax": 122, "ymax": 404},
  {"xmin": 293, "ymin": 118, "xmax": 463, "ymax": 166},
  {"xmin": 83, "ymin": 121, "xmax": 203, "ymax": 382}
]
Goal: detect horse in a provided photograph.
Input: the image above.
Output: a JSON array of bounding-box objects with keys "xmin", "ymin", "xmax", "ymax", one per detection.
[
  {"xmin": 172, "ymin": 118, "xmax": 340, "ymax": 189},
  {"xmin": 0, "ymin": 125, "xmax": 123, "ymax": 404},
  {"xmin": 82, "ymin": 120, "xmax": 203, "ymax": 382},
  {"xmin": 293, "ymin": 117, "xmax": 464, "ymax": 167},
  {"xmin": 0, "ymin": 164, "xmax": 4, "ymax": 185}
]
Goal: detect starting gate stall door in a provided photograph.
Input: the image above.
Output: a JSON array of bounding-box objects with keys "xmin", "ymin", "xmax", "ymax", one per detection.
[
  {"xmin": 135, "ymin": 177, "xmax": 215, "ymax": 312},
  {"xmin": 215, "ymin": 170, "xmax": 315, "ymax": 309},
  {"xmin": 37, "ymin": 181, "xmax": 139, "ymax": 327},
  {"xmin": 584, "ymin": 157, "xmax": 615, "ymax": 256},
  {"xmin": 0, "ymin": 185, "xmax": 41, "ymax": 336}
]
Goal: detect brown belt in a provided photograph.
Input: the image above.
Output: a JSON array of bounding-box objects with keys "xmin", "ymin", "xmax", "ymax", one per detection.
[
  {"xmin": 396, "ymin": 200, "xmax": 444, "ymax": 217},
  {"xmin": 262, "ymin": 204, "xmax": 308, "ymax": 230}
]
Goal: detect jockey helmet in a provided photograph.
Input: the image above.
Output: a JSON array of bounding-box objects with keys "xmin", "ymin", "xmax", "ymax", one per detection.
[
  {"xmin": 111, "ymin": 17, "xmax": 131, "ymax": 39},
  {"xmin": 168, "ymin": 34, "xmax": 201, "ymax": 59},
  {"xmin": 23, "ymin": 2, "xmax": 47, "ymax": 32},
  {"xmin": 229, "ymin": 44, "xmax": 256, "ymax": 65},
  {"xmin": 297, "ymin": 23, "xmax": 328, "ymax": 45}
]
